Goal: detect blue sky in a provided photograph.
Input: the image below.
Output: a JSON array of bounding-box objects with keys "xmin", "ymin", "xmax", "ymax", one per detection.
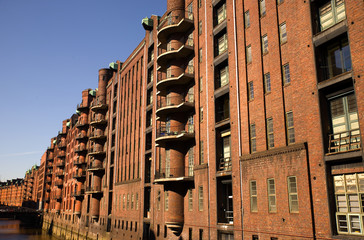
[{"xmin": 0, "ymin": 0, "xmax": 165, "ymax": 181}]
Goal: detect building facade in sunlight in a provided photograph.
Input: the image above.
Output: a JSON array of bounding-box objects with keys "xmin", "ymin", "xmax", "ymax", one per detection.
[{"xmin": 1, "ymin": 0, "xmax": 364, "ymax": 239}]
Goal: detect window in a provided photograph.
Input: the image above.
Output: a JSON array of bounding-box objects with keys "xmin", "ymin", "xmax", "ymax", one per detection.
[
  {"xmin": 267, "ymin": 118, "xmax": 274, "ymax": 149},
  {"xmin": 328, "ymin": 93, "xmax": 360, "ymax": 153},
  {"xmin": 321, "ymin": 35, "xmax": 351, "ymax": 80},
  {"xmin": 198, "ymin": 186, "xmax": 203, "ymax": 211},
  {"xmin": 200, "ymin": 107, "xmax": 203, "ymax": 122},
  {"xmin": 199, "ymin": 77, "xmax": 203, "ymax": 92},
  {"xmin": 198, "ymin": 0, "xmax": 202, "ymax": 8},
  {"xmin": 279, "ymin": 23, "xmax": 287, "ymax": 44},
  {"xmin": 131, "ymin": 194, "xmax": 134, "ymax": 209},
  {"xmin": 250, "ymin": 180, "xmax": 258, "ymax": 212},
  {"xmin": 123, "ymin": 194, "xmax": 126, "ymax": 209},
  {"xmin": 188, "ymin": 147, "xmax": 194, "ymax": 176},
  {"xmin": 127, "ymin": 194, "xmax": 130, "ymax": 209},
  {"xmin": 216, "ymin": 65, "xmax": 229, "ymax": 89},
  {"xmin": 334, "ymin": 173, "xmax": 364, "ymax": 235},
  {"xmin": 319, "ymin": 0, "xmax": 346, "ymax": 31},
  {"xmin": 277, "ymin": 0, "xmax": 283, "ymax": 4},
  {"xmin": 217, "ymin": 4, "xmax": 226, "ymax": 25},
  {"xmin": 218, "ymin": 34, "xmax": 228, "ymax": 56},
  {"xmin": 245, "ymin": 11, "xmax": 250, "ymax": 28},
  {"xmin": 136, "ymin": 193, "xmax": 139, "ymax": 210},
  {"xmin": 199, "ymin": 48, "xmax": 203, "ymax": 63},
  {"xmin": 199, "ymin": 21, "xmax": 202, "ymax": 35},
  {"xmin": 283, "ymin": 63, "xmax": 291, "ymax": 84},
  {"xmin": 188, "ymin": 59, "xmax": 194, "ymax": 74},
  {"xmin": 250, "ymin": 124, "xmax": 256, "ymax": 153},
  {"xmin": 166, "ymin": 149, "xmax": 170, "ymax": 177},
  {"xmin": 253, "ymin": 235, "xmax": 259, "ymax": 240},
  {"xmin": 218, "ymin": 232, "xmax": 234, "ymax": 240},
  {"xmin": 268, "ymin": 179, "xmax": 277, "ymax": 212},
  {"xmin": 262, "ymin": 34, "xmax": 268, "ymax": 54},
  {"xmin": 188, "ymin": 189, "xmax": 193, "ymax": 211},
  {"xmin": 199, "ymin": 229, "xmax": 203, "ymax": 240},
  {"xmin": 264, "ymin": 73, "xmax": 271, "ymax": 93},
  {"xmin": 187, "ymin": 3, "xmax": 193, "ymax": 20},
  {"xmin": 248, "ymin": 81, "xmax": 254, "ymax": 100},
  {"xmin": 246, "ymin": 45, "xmax": 252, "ymax": 64},
  {"xmin": 288, "ymin": 176, "xmax": 299, "ymax": 212},
  {"xmin": 165, "ymin": 191, "xmax": 169, "ymax": 211},
  {"xmin": 157, "ymin": 191, "xmax": 161, "ymax": 210},
  {"xmin": 200, "ymin": 141, "xmax": 204, "ymax": 164},
  {"xmin": 260, "ymin": 0, "xmax": 266, "ymax": 17},
  {"xmin": 286, "ymin": 111, "xmax": 295, "ymax": 144}
]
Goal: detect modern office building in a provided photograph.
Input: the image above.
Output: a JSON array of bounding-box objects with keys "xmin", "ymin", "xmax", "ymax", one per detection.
[{"xmin": 1, "ymin": 0, "xmax": 363, "ymax": 239}]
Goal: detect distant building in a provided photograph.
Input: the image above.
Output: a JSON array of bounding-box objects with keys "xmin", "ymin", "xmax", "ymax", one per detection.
[{"xmin": 1, "ymin": 0, "xmax": 363, "ymax": 239}]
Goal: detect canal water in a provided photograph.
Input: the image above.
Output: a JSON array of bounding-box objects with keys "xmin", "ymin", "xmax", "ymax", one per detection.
[{"xmin": 0, "ymin": 219, "xmax": 57, "ymax": 240}]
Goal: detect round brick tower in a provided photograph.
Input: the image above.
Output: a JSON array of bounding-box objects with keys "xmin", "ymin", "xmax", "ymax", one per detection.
[
  {"xmin": 87, "ymin": 68, "xmax": 113, "ymax": 220},
  {"xmin": 156, "ymin": 0, "xmax": 195, "ymax": 236}
]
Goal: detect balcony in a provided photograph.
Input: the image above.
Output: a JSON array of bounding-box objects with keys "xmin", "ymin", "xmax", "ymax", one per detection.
[
  {"xmin": 88, "ymin": 147, "xmax": 106, "ymax": 157},
  {"xmin": 90, "ymin": 99, "xmax": 108, "ymax": 112},
  {"xmin": 77, "ymin": 102, "xmax": 89, "ymax": 111},
  {"xmin": 47, "ymin": 163, "xmax": 53, "ymax": 168},
  {"xmin": 54, "ymin": 180, "xmax": 63, "ymax": 187},
  {"xmin": 217, "ymin": 157, "xmax": 232, "ymax": 173},
  {"xmin": 46, "ymin": 154, "xmax": 54, "ymax": 161},
  {"xmin": 87, "ymin": 161, "xmax": 105, "ymax": 172},
  {"xmin": 157, "ymin": 42, "xmax": 194, "ymax": 69},
  {"xmin": 157, "ymin": 71, "xmax": 194, "ymax": 92},
  {"xmin": 56, "ymin": 161, "xmax": 65, "ymax": 167},
  {"xmin": 75, "ymin": 120, "xmax": 89, "ymax": 128},
  {"xmin": 71, "ymin": 189, "xmax": 85, "ymax": 198},
  {"xmin": 156, "ymin": 96, "xmax": 194, "ymax": 118},
  {"xmin": 57, "ymin": 151, "xmax": 66, "ymax": 158},
  {"xmin": 89, "ymin": 131, "xmax": 106, "ymax": 141},
  {"xmin": 53, "ymin": 193, "xmax": 62, "ymax": 200},
  {"xmin": 47, "ymin": 146, "xmax": 54, "ymax": 151},
  {"xmin": 45, "ymin": 185, "xmax": 51, "ymax": 191},
  {"xmin": 55, "ymin": 171, "xmax": 65, "ymax": 177},
  {"xmin": 44, "ymin": 196, "xmax": 50, "ymax": 202},
  {"xmin": 154, "ymin": 167, "xmax": 194, "ymax": 183},
  {"xmin": 75, "ymin": 132, "xmax": 88, "ymax": 140},
  {"xmin": 45, "ymin": 179, "xmax": 52, "ymax": 184},
  {"xmin": 90, "ymin": 116, "xmax": 107, "ymax": 126},
  {"xmin": 72, "ymin": 171, "xmax": 86, "ymax": 179},
  {"xmin": 75, "ymin": 145, "xmax": 87, "ymax": 153},
  {"xmin": 157, "ymin": 10, "xmax": 194, "ymax": 43},
  {"xmin": 73, "ymin": 157, "xmax": 86, "ymax": 166},
  {"xmin": 327, "ymin": 129, "xmax": 361, "ymax": 155},
  {"xmin": 46, "ymin": 170, "xmax": 53, "ymax": 176},
  {"xmin": 57, "ymin": 142, "xmax": 67, "ymax": 149},
  {"xmin": 85, "ymin": 186, "xmax": 102, "ymax": 195},
  {"xmin": 58, "ymin": 130, "xmax": 67, "ymax": 136},
  {"xmin": 156, "ymin": 124, "xmax": 195, "ymax": 144}
]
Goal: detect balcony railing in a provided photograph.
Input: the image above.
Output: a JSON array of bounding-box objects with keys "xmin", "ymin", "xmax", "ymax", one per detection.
[
  {"xmin": 57, "ymin": 151, "xmax": 66, "ymax": 158},
  {"xmin": 89, "ymin": 131, "xmax": 106, "ymax": 140},
  {"xmin": 73, "ymin": 158, "xmax": 86, "ymax": 165},
  {"xmin": 90, "ymin": 99, "xmax": 107, "ymax": 111},
  {"xmin": 54, "ymin": 180, "xmax": 63, "ymax": 186},
  {"xmin": 55, "ymin": 171, "xmax": 65, "ymax": 177},
  {"xmin": 327, "ymin": 129, "xmax": 361, "ymax": 154},
  {"xmin": 157, "ymin": 95, "xmax": 194, "ymax": 110},
  {"xmin": 218, "ymin": 157, "xmax": 232, "ymax": 172},
  {"xmin": 72, "ymin": 171, "xmax": 86, "ymax": 179},
  {"xmin": 71, "ymin": 189, "xmax": 85, "ymax": 198},
  {"xmin": 56, "ymin": 161, "xmax": 65, "ymax": 167},
  {"xmin": 57, "ymin": 142, "xmax": 66, "ymax": 149},
  {"xmin": 158, "ymin": 37, "xmax": 194, "ymax": 56},
  {"xmin": 58, "ymin": 130, "xmax": 66, "ymax": 136},
  {"xmin": 225, "ymin": 210, "xmax": 234, "ymax": 224},
  {"xmin": 88, "ymin": 146, "xmax": 106, "ymax": 155},
  {"xmin": 87, "ymin": 161, "xmax": 104, "ymax": 171},
  {"xmin": 77, "ymin": 102, "xmax": 89, "ymax": 111},
  {"xmin": 75, "ymin": 132, "xmax": 88, "ymax": 140},
  {"xmin": 75, "ymin": 120, "xmax": 88, "ymax": 128},
  {"xmin": 85, "ymin": 186, "xmax": 102, "ymax": 193},
  {"xmin": 158, "ymin": 10, "xmax": 193, "ymax": 31},
  {"xmin": 90, "ymin": 115, "xmax": 107, "ymax": 125},
  {"xmin": 75, "ymin": 145, "xmax": 87, "ymax": 153},
  {"xmin": 156, "ymin": 124, "xmax": 194, "ymax": 139},
  {"xmin": 155, "ymin": 167, "xmax": 194, "ymax": 180}
]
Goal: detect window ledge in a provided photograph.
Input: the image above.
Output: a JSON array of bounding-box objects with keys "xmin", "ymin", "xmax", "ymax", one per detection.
[
  {"xmin": 324, "ymin": 149, "xmax": 362, "ymax": 162},
  {"xmin": 313, "ymin": 20, "xmax": 348, "ymax": 47},
  {"xmin": 317, "ymin": 71, "xmax": 353, "ymax": 90},
  {"xmin": 213, "ymin": 19, "xmax": 227, "ymax": 36}
]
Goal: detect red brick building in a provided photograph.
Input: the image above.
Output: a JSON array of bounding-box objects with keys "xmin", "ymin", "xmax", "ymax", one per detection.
[{"xmin": 1, "ymin": 0, "xmax": 363, "ymax": 239}]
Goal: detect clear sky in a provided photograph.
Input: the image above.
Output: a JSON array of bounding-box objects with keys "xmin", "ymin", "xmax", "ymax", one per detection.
[{"xmin": 0, "ymin": 0, "xmax": 166, "ymax": 181}]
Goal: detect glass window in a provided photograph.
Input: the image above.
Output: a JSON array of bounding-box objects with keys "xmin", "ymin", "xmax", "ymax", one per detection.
[
  {"xmin": 324, "ymin": 36, "xmax": 351, "ymax": 80},
  {"xmin": 262, "ymin": 34, "xmax": 268, "ymax": 54},
  {"xmin": 165, "ymin": 191, "xmax": 169, "ymax": 211},
  {"xmin": 250, "ymin": 124, "xmax": 256, "ymax": 153},
  {"xmin": 245, "ymin": 11, "xmax": 250, "ymax": 28},
  {"xmin": 267, "ymin": 118, "xmax": 274, "ymax": 149},
  {"xmin": 288, "ymin": 176, "xmax": 299, "ymax": 212},
  {"xmin": 217, "ymin": 4, "xmax": 226, "ymax": 25},
  {"xmin": 218, "ymin": 34, "xmax": 228, "ymax": 55},
  {"xmin": 198, "ymin": 186, "xmax": 203, "ymax": 211},
  {"xmin": 199, "ymin": 48, "xmax": 203, "ymax": 63},
  {"xmin": 246, "ymin": 45, "xmax": 252, "ymax": 64},
  {"xmin": 188, "ymin": 189, "xmax": 193, "ymax": 211},
  {"xmin": 268, "ymin": 179, "xmax": 277, "ymax": 212},
  {"xmin": 280, "ymin": 23, "xmax": 287, "ymax": 44},
  {"xmin": 264, "ymin": 73, "xmax": 271, "ymax": 93},
  {"xmin": 283, "ymin": 63, "xmax": 291, "ymax": 84},
  {"xmin": 260, "ymin": 0, "xmax": 266, "ymax": 17},
  {"xmin": 319, "ymin": 0, "xmax": 346, "ymax": 31},
  {"xmin": 200, "ymin": 140, "xmax": 204, "ymax": 164},
  {"xmin": 286, "ymin": 111, "xmax": 295, "ymax": 144},
  {"xmin": 248, "ymin": 81, "xmax": 254, "ymax": 100},
  {"xmin": 250, "ymin": 180, "xmax": 258, "ymax": 212},
  {"xmin": 199, "ymin": 21, "xmax": 202, "ymax": 35}
]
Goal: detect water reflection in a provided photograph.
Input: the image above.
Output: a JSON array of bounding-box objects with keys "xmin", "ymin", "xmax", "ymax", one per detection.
[{"xmin": 0, "ymin": 219, "xmax": 56, "ymax": 240}]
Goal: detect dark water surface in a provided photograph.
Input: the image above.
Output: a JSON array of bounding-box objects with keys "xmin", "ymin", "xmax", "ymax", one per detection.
[{"xmin": 0, "ymin": 219, "xmax": 57, "ymax": 240}]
